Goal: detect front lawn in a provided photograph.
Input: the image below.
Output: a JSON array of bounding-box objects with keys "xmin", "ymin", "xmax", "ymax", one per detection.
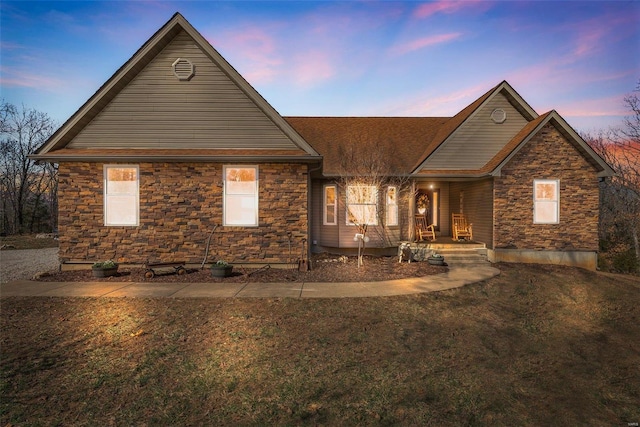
[{"xmin": 1, "ymin": 263, "xmax": 639, "ymax": 425}]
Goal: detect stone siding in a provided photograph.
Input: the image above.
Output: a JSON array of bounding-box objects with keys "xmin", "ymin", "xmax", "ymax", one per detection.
[
  {"xmin": 493, "ymin": 123, "xmax": 599, "ymax": 251},
  {"xmin": 58, "ymin": 162, "xmax": 308, "ymax": 264}
]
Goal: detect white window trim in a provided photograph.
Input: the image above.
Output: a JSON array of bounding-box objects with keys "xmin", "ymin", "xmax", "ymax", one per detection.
[
  {"xmin": 223, "ymin": 165, "xmax": 259, "ymax": 227},
  {"xmin": 386, "ymin": 186, "xmax": 398, "ymax": 226},
  {"xmin": 323, "ymin": 184, "xmax": 337, "ymax": 226},
  {"xmin": 533, "ymin": 179, "xmax": 560, "ymax": 224},
  {"xmin": 104, "ymin": 165, "xmax": 139, "ymax": 227},
  {"xmin": 346, "ymin": 184, "xmax": 378, "ymax": 226}
]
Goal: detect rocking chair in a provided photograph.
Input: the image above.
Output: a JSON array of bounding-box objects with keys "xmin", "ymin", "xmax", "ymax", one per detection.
[
  {"xmin": 451, "ymin": 213, "xmax": 473, "ymax": 241},
  {"xmin": 415, "ymin": 214, "xmax": 436, "ymax": 241}
]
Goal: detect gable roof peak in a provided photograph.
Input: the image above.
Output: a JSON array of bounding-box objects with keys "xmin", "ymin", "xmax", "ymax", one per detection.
[
  {"xmin": 409, "ymin": 80, "xmax": 538, "ymax": 173},
  {"xmin": 488, "ymin": 109, "xmax": 615, "ymax": 177},
  {"xmin": 32, "ymin": 12, "xmax": 319, "ymax": 159}
]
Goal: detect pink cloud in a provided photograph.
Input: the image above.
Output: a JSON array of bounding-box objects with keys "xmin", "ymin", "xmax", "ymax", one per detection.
[
  {"xmin": 413, "ymin": 0, "xmax": 493, "ymax": 19},
  {"xmin": 0, "ymin": 66, "xmax": 65, "ymax": 91},
  {"xmin": 0, "ymin": 41, "xmax": 23, "ymax": 50},
  {"xmin": 559, "ymin": 10, "xmax": 637, "ymax": 62},
  {"xmin": 212, "ymin": 26, "xmax": 284, "ymax": 84},
  {"xmin": 553, "ymin": 95, "xmax": 629, "ymax": 118},
  {"xmin": 413, "ymin": 1, "xmax": 465, "ymax": 18},
  {"xmin": 291, "ymin": 50, "xmax": 336, "ymax": 88},
  {"xmin": 372, "ymin": 82, "xmax": 491, "ymax": 117},
  {"xmin": 390, "ymin": 32, "xmax": 463, "ymax": 56},
  {"xmin": 572, "ymin": 26, "xmax": 608, "ymax": 58}
]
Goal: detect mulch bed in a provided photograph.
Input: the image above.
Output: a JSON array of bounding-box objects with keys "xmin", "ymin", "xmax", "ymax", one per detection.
[{"xmin": 37, "ymin": 254, "xmax": 447, "ymax": 283}]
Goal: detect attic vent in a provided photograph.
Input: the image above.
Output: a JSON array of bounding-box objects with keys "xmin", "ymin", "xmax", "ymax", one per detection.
[
  {"xmin": 172, "ymin": 58, "xmax": 195, "ymax": 81},
  {"xmin": 491, "ymin": 108, "xmax": 507, "ymax": 124}
]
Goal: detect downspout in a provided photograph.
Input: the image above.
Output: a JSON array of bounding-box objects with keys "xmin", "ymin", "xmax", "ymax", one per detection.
[
  {"xmin": 307, "ymin": 162, "xmax": 323, "ymax": 264},
  {"xmin": 409, "ymin": 180, "xmax": 416, "ymax": 242}
]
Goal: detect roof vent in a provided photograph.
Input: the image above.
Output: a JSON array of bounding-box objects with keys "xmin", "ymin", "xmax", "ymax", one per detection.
[
  {"xmin": 491, "ymin": 108, "xmax": 507, "ymax": 124},
  {"xmin": 172, "ymin": 58, "xmax": 195, "ymax": 81}
]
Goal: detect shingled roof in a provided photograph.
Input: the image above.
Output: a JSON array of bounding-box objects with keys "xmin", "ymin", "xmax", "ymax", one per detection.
[
  {"xmin": 284, "ymin": 117, "xmax": 449, "ymax": 176},
  {"xmin": 286, "ymin": 80, "xmax": 614, "ymax": 179},
  {"xmin": 286, "ymin": 81, "xmax": 532, "ymax": 177}
]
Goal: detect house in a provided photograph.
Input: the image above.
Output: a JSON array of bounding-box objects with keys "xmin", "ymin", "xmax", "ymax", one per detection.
[{"xmin": 31, "ymin": 13, "xmax": 614, "ymax": 270}]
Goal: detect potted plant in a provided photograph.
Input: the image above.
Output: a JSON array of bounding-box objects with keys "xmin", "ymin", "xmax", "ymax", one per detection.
[
  {"xmin": 91, "ymin": 260, "xmax": 119, "ymax": 277},
  {"xmin": 211, "ymin": 260, "xmax": 233, "ymax": 278},
  {"xmin": 427, "ymin": 253, "xmax": 445, "ymax": 266}
]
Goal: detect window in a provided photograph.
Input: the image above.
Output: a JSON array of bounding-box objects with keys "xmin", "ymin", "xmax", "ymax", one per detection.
[
  {"xmin": 323, "ymin": 185, "xmax": 337, "ymax": 225},
  {"xmin": 533, "ymin": 179, "xmax": 559, "ymax": 224},
  {"xmin": 104, "ymin": 165, "xmax": 139, "ymax": 226},
  {"xmin": 224, "ymin": 166, "xmax": 258, "ymax": 226},
  {"xmin": 386, "ymin": 186, "xmax": 398, "ymax": 226},
  {"xmin": 346, "ymin": 184, "xmax": 377, "ymax": 226}
]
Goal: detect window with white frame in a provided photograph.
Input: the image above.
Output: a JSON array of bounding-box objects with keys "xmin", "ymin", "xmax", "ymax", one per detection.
[
  {"xmin": 104, "ymin": 165, "xmax": 139, "ymax": 226},
  {"xmin": 386, "ymin": 186, "xmax": 398, "ymax": 226},
  {"xmin": 533, "ymin": 179, "xmax": 559, "ymax": 224},
  {"xmin": 346, "ymin": 184, "xmax": 378, "ymax": 226},
  {"xmin": 224, "ymin": 166, "xmax": 258, "ymax": 226},
  {"xmin": 323, "ymin": 184, "xmax": 337, "ymax": 225}
]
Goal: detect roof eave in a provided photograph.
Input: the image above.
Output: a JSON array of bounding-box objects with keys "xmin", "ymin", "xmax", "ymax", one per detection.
[
  {"xmin": 29, "ymin": 154, "xmax": 323, "ymax": 163},
  {"xmin": 412, "ymin": 172, "xmax": 492, "ymax": 179}
]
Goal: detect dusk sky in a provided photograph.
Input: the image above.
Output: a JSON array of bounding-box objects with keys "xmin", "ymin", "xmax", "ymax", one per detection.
[{"xmin": 1, "ymin": 1, "xmax": 639, "ymax": 135}]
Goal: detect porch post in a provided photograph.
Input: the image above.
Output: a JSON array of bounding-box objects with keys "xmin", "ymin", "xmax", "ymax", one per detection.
[{"xmin": 409, "ymin": 180, "xmax": 416, "ymax": 242}]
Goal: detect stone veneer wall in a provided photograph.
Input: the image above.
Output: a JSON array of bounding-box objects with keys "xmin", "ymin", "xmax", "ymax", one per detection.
[
  {"xmin": 493, "ymin": 123, "xmax": 599, "ymax": 251},
  {"xmin": 57, "ymin": 162, "xmax": 308, "ymax": 264}
]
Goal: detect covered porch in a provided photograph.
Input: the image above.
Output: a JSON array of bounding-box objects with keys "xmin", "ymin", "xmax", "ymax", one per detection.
[{"xmin": 411, "ymin": 178, "xmax": 494, "ymax": 249}]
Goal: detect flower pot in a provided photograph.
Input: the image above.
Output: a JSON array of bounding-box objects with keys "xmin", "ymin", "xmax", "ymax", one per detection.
[
  {"xmin": 92, "ymin": 267, "xmax": 118, "ymax": 278},
  {"xmin": 427, "ymin": 256, "xmax": 445, "ymax": 266},
  {"xmin": 211, "ymin": 265, "xmax": 233, "ymax": 278}
]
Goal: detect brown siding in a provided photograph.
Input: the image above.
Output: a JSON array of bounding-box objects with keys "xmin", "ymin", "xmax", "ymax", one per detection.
[
  {"xmin": 57, "ymin": 162, "xmax": 308, "ymax": 264},
  {"xmin": 311, "ymin": 180, "xmax": 339, "ymax": 249},
  {"xmin": 69, "ymin": 30, "xmax": 298, "ymax": 150},
  {"xmin": 421, "ymin": 93, "xmax": 529, "ymax": 170},
  {"xmin": 493, "ymin": 123, "xmax": 599, "ymax": 251},
  {"xmin": 311, "ymin": 180, "xmax": 409, "ymax": 250},
  {"xmin": 449, "ymin": 179, "xmax": 493, "ymax": 247}
]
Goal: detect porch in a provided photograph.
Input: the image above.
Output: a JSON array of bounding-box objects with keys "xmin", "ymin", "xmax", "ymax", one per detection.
[{"xmin": 413, "ymin": 178, "xmax": 494, "ymax": 251}]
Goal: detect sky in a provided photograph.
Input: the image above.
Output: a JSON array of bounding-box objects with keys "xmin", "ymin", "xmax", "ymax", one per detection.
[{"xmin": 1, "ymin": 1, "xmax": 639, "ymax": 135}]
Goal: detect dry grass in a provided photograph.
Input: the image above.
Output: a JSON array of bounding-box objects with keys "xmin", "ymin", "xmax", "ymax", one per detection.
[
  {"xmin": 0, "ymin": 234, "xmax": 58, "ymax": 250},
  {"xmin": 2, "ymin": 263, "xmax": 639, "ymax": 426}
]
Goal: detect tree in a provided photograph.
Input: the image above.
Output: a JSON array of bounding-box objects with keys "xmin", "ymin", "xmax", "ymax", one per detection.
[
  {"xmin": 336, "ymin": 135, "xmax": 413, "ymax": 267},
  {"xmin": 0, "ymin": 101, "xmax": 58, "ymax": 234},
  {"xmin": 585, "ymin": 80, "xmax": 640, "ymax": 273}
]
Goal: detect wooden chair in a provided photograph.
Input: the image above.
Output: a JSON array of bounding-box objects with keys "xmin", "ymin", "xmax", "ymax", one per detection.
[
  {"xmin": 415, "ymin": 214, "xmax": 436, "ymax": 241},
  {"xmin": 451, "ymin": 213, "xmax": 473, "ymax": 241}
]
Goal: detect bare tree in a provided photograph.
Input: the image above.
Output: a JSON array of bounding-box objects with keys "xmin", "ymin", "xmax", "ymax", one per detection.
[
  {"xmin": 336, "ymin": 136, "xmax": 413, "ymax": 267},
  {"xmin": 585, "ymin": 80, "xmax": 640, "ymax": 272},
  {"xmin": 0, "ymin": 101, "xmax": 58, "ymax": 234}
]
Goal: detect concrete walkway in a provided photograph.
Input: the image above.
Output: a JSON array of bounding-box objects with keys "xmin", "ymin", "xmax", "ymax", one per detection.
[{"xmin": 0, "ymin": 265, "xmax": 500, "ymax": 298}]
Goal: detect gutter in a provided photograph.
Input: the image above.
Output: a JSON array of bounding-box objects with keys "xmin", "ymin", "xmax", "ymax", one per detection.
[{"xmin": 28, "ymin": 154, "xmax": 323, "ymax": 163}]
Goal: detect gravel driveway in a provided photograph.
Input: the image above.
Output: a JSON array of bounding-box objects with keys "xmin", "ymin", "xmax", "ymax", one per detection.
[{"xmin": 0, "ymin": 248, "xmax": 59, "ymax": 284}]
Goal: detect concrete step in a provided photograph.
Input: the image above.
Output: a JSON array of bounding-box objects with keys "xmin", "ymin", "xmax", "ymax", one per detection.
[
  {"xmin": 429, "ymin": 248, "xmax": 489, "ymax": 266},
  {"xmin": 421, "ymin": 242, "xmax": 486, "ymax": 250},
  {"xmin": 404, "ymin": 241, "xmax": 490, "ymax": 265},
  {"xmin": 431, "ymin": 248, "xmax": 486, "ymax": 255}
]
